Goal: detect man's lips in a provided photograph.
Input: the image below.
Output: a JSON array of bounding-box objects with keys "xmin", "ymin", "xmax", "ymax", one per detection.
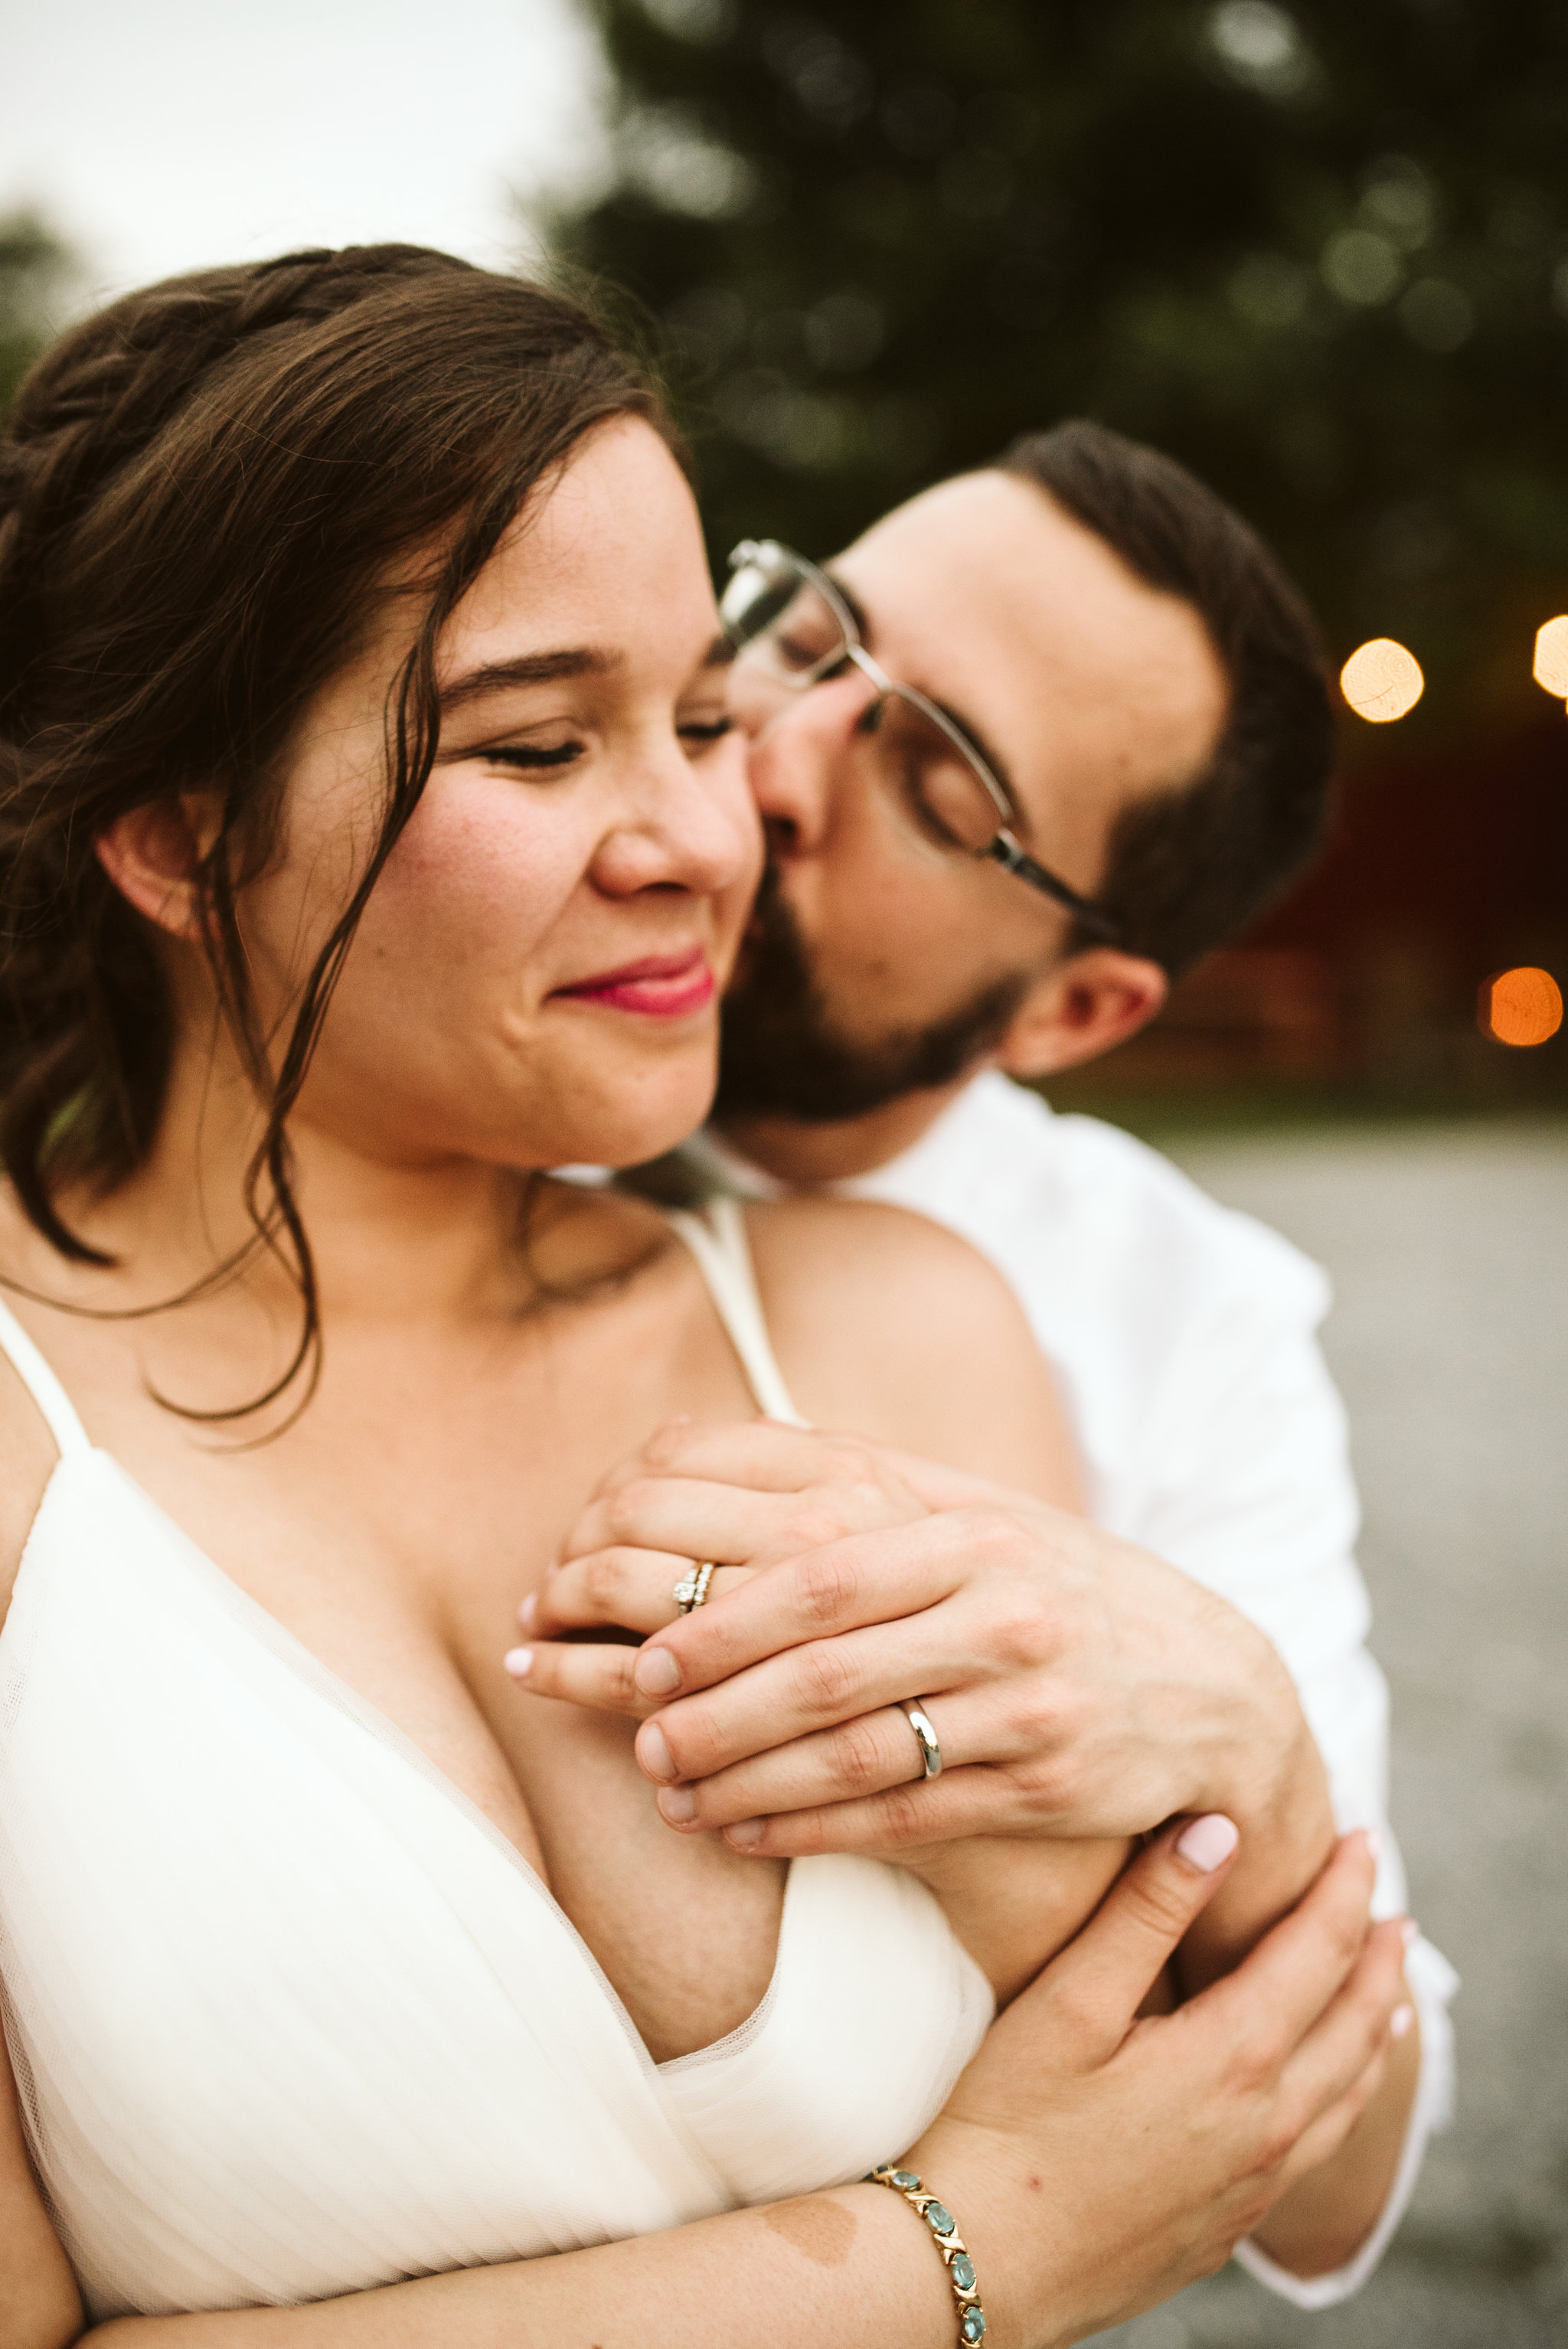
[{"xmin": 551, "ymin": 948, "xmax": 716, "ymax": 1018}]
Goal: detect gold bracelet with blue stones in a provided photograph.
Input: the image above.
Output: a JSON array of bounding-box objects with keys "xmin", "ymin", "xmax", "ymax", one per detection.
[{"xmin": 865, "ymin": 2163, "xmax": 987, "ymax": 2344}]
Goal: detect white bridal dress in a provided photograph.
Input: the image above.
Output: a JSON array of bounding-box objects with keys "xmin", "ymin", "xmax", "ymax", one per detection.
[{"xmin": 0, "ymin": 1201, "xmax": 993, "ymax": 2320}]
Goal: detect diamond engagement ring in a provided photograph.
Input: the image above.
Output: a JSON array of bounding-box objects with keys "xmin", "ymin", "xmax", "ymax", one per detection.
[
  {"xmin": 900, "ymin": 1699, "xmax": 942, "ymax": 1780},
  {"xmin": 671, "ymin": 1562, "xmax": 716, "ymax": 1615}
]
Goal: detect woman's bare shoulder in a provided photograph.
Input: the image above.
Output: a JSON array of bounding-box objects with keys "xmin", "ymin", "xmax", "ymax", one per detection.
[{"xmin": 740, "ymin": 1196, "xmax": 1083, "ymax": 1504}]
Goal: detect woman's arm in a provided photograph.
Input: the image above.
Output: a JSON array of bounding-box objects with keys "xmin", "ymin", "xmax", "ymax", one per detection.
[
  {"xmin": 0, "ymin": 2014, "xmax": 83, "ymax": 2349},
  {"xmin": 66, "ymin": 1828, "xmax": 1403, "ymax": 2349}
]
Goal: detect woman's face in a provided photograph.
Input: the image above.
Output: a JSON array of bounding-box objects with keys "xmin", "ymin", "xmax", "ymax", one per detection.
[{"xmin": 243, "ymin": 417, "xmax": 761, "ymax": 1173}]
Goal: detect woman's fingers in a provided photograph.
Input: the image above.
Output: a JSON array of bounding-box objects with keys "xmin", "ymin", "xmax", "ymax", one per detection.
[
  {"xmin": 596, "ymin": 1416, "xmax": 901, "ymax": 1498},
  {"xmin": 501, "ymin": 1638, "xmax": 655, "ymax": 1718},
  {"xmin": 1194, "ymin": 1831, "xmax": 1379, "ymax": 2054},
  {"xmin": 528, "ymin": 1550, "xmax": 754, "ymax": 1638},
  {"xmin": 1272, "ymin": 1918, "xmax": 1410, "ymax": 2148},
  {"xmin": 559, "ymin": 1478, "xmax": 829, "ymax": 1574},
  {"xmin": 1006, "ymin": 1814, "xmax": 1241, "ymax": 2064}
]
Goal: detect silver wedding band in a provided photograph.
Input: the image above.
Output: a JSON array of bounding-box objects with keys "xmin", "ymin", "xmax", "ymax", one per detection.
[
  {"xmin": 671, "ymin": 1561, "xmax": 715, "ymax": 1615},
  {"xmin": 900, "ymin": 1698, "xmax": 942, "ymax": 1781}
]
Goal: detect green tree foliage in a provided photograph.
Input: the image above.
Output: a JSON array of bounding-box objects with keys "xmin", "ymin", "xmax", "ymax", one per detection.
[
  {"xmin": 557, "ymin": 0, "xmax": 1568, "ymax": 720},
  {"xmin": 0, "ymin": 213, "xmax": 77, "ymax": 426}
]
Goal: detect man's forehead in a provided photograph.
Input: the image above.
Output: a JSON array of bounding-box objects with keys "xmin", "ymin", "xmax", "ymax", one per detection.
[
  {"xmin": 828, "ymin": 466, "xmax": 1229, "ymax": 822},
  {"xmin": 833, "ymin": 470, "xmax": 1153, "ymax": 655}
]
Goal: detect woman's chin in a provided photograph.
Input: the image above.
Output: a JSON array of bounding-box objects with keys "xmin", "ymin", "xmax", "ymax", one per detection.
[{"xmin": 548, "ymin": 1074, "xmax": 718, "ymax": 1174}]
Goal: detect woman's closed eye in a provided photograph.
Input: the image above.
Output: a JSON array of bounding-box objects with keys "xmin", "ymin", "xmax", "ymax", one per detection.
[
  {"xmin": 487, "ymin": 737, "xmax": 586, "ymax": 772},
  {"xmin": 678, "ymin": 712, "xmax": 735, "ymax": 753}
]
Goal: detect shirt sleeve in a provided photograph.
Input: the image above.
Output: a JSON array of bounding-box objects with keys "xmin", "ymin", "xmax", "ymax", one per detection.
[{"xmin": 1125, "ymin": 1251, "xmax": 1458, "ymax": 2305}]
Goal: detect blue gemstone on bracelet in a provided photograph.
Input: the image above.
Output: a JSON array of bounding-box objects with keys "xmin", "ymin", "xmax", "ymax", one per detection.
[
  {"xmin": 925, "ymin": 2202, "xmax": 956, "ymax": 2237},
  {"xmin": 961, "ymin": 2309, "xmax": 987, "ymax": 2342},
  {"xmin": 951, "ymin": 2254, "xmax": 976, "ymax": 2292},
  {"xmin": 890, "ymin": 2170, "xmax": 920, "ymax": 2190}
]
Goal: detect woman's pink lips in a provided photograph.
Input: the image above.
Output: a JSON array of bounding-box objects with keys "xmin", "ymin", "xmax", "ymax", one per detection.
[{"xmin": 552, "ymin": 949, "xmax": 716, "ymax": 1018}]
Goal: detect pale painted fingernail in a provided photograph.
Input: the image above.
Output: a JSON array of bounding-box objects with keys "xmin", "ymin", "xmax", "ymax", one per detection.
[
  {"xmin": 502, "ymin": 1648, "xmax": 534, "ymax": 1680},
  {"xmin": 639, "ymin": 1723, "xmax": 676, "ymax": 1782},
  {"xmin": 1390, "ymin": 2003, "xmax": 1415, "ymax": 2040},
  {"xmin": 658, "ymin": 1786, "xmax": 696, "ymax": 1825},
  {"xmin": 635, "ymin": 1647, "xmax": 681, "ymax": 1698},
  {"xmin": 1401, "ymin": 1919, "xmax": 1420, "ymax": 1948},
  {"xmin": 1175, "ymin": 1813, "xmax": 1240, "ymax": 1872},
  {"xmin": 518, "ymin": 1593, "xmax": 537, "ymax": 1632},
  {"xmin": 725, "ymin": 1818, "xmax": 765, "ymax": 1849}
]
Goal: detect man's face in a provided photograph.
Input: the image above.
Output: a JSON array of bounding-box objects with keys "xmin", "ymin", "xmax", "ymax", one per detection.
[{"xmin": 716, "ymin": 469, "xmax": 1227, "ymax": 1123}]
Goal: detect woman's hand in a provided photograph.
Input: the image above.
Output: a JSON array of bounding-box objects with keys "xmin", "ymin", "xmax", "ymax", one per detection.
[{"xmin": 920, "ymin": 1824, "xmax": 1410, "ymax": 2346}]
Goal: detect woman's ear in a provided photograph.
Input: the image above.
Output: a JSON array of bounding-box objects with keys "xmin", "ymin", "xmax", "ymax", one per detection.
[
  {"xmin": 995, "ymin": 948, "xmax": 1169, "ymax": 1081},
  {"xmin": 94, "ymin": 797, "xmax": 223, "ymax": 943}
]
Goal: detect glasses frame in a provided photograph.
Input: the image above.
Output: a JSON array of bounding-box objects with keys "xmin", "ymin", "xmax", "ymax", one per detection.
[{"xmin": 724, "ymin": 539, "xmax": 1122, "ymax": 943}]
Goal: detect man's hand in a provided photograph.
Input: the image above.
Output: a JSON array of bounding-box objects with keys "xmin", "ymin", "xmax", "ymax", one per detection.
[{"xmin": 516, "ymin": 1421, "xmax": 1329, "ymax": 1925}]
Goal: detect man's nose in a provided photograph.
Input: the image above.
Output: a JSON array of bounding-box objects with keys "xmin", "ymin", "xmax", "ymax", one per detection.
[{"xmin": 745, "ymin": 686, "xmax": 857, "ymax": 858}]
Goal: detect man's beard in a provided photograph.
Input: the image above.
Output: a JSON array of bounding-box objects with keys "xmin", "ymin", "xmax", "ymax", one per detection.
[{"xmin": 714, "ymin": 865, "xmax": 1029, "ymax": 1126}]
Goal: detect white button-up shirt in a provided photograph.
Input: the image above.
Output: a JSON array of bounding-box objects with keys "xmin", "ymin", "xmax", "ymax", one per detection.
[{"xmin": 697, "ymin": 1070, "xmax": 1455, "ymax": 2309}]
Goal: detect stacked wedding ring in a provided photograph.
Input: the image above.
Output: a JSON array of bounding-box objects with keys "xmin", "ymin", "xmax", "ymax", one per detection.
[
  {"xmin": 900, "ymin": 1698, "xmax": 942, "ymax": 1779},
  {"xmin": 671, "ymin": 1561, "xmax": 716, "ymax": 1615}
]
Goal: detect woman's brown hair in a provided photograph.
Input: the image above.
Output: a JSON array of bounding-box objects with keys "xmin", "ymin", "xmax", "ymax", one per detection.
[{"xmin": 0, "ymin": 243, "xmax": 674, "ymax": 1420}]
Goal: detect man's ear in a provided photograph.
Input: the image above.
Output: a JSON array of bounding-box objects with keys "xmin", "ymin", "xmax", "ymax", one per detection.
[
  {"xmin": 94, "ymin": 797, "xmax": 223, "ymax": 943},
  {"xmin": 995, "ymin": 947, "xmax": 1169, "ymax": 1081}
]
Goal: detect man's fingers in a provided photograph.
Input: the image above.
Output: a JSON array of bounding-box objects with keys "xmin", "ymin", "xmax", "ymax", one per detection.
[
  {"xmin": 649, "ymin": 1694, "xmax": 995, "ymax": 1832},
  {"xmin": 629, "ymin": 1512, "xmax": 1014, "ymax": 1705},
  {"xmin": 633, "ymin": 1604, "xmax": 979, "ymax": 1783},
  {"xmin": 1012, "ymin": 1815, "xmax": 1240, "ymax": 2060},
  {"xmin": 702, "ymin": 1763, "xmax": 1036, "ymax": 1856}
]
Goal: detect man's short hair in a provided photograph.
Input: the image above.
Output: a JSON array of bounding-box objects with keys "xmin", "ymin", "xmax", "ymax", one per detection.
[{"xmin": 1000, "ymin": 420, "xmax": 1334, "ymax": 979}]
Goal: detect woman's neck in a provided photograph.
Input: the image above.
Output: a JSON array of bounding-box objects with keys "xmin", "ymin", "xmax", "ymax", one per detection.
[{"xmin": 40, "ymin": 1041, "xmax": 557, "ymax": 1331}]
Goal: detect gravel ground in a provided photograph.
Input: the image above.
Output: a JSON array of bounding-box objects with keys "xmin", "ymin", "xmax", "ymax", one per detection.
[{"xmin": 1089, "ymin": 1121, "xmax": 1568, "ymax": 2349}]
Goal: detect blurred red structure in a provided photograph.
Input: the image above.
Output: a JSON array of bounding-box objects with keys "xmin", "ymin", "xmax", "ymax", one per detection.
[{"xmin": 1079, "ymin": 715, "xmax": 1568, "ymax": 1100}]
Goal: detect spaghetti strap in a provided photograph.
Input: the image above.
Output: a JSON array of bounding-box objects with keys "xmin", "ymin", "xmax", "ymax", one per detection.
[
  {"xmin": 0, "ymin": 1292, "xmax": 92, "ymax": 1459},
  {"xmin": 664, "ymin": 1200, "xmax": 808, "ymax": 1426}
]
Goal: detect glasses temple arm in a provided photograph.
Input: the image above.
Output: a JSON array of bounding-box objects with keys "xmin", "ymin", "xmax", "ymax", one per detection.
[{"xmin": 986, "ymin": 831, "xmax": 1123, "ymax": 942}]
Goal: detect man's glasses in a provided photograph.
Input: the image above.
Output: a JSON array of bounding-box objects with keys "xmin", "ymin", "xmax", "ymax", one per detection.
[{"xmin": 720, "ymin": 539, "xmax": 1122, "ymax": 942}]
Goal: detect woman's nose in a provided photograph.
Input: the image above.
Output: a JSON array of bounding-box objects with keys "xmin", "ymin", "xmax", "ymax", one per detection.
[{"xmin": 591, "ymin": 730, "xmax": 760, "ymax": 900}]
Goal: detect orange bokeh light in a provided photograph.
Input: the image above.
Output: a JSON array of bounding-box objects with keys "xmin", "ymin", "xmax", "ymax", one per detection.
[
  {"xmin": 1532, "ymin": 616, "xmax": 1568, "ymax": 697},
  {"xmin": 1479, "ymin": 966, "xmax": 1563, "ymax": 1048},
  {"xmin": 1340, "ymin": 638, "xmax": 1424, "ymax": 722}
]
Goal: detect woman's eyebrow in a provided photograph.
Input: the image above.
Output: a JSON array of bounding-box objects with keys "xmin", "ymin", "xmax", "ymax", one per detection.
[
  {"xmin": 439, "ymin": 631, "xmax": 732, "ymax": 714},
  {"xmin": 438, "ymin": 646, "xmax": 622, "ymax": 713}
]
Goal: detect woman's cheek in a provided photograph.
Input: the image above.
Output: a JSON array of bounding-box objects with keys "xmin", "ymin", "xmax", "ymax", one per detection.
[{"xmin": 370, "ymin": 776, "xmax": 585, "ymax": 969}]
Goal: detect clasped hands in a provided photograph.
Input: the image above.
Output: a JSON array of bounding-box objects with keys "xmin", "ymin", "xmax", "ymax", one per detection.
[{"xmin": 508, "ymin": 1415, "xmax": 1314, "ymax": 1883}]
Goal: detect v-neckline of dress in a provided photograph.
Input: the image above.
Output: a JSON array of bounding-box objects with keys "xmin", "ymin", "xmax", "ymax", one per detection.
[{"xmin": 3, "ymin": 1442, "xmax": 792, "ymax": 2086}]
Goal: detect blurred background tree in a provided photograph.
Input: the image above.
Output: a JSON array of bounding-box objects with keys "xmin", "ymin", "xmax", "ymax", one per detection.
[
  {"xmin": 557, "ymin": 0, "xmax": 1568, "ymax": 730},
  {"xmin": 557, "ymin": 0, "xmax": 1568, "ymax": 1105},
  {"xmin": 0, "ymin": 212, "xmax": 77, "ymax": 422}
]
